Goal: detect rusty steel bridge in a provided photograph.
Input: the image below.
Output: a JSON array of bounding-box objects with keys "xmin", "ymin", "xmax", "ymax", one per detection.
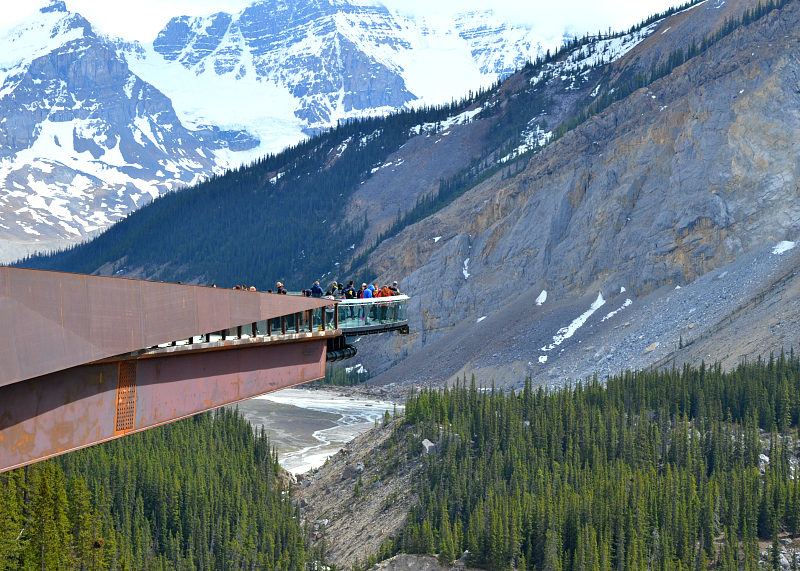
[{"xmin": 0, "ymin": 267, "xmax": 408, "ymax": 474}]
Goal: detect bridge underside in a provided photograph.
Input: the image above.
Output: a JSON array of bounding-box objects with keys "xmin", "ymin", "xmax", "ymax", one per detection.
[{"xmin": 0, "ymin": 334, "xmax": 331, "ymax": 473}]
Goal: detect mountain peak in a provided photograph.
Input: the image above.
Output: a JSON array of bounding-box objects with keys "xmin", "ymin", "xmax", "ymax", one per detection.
[{"xmin": 40, "ymin": 1, "xmax": 68, "ymax": 14}]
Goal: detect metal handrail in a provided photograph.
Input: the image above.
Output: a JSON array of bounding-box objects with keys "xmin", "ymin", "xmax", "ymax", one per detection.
[
  {"xmin": 337, "ymin": 294, "xmax": 409, "ymax": 304},
  {"xmin": 156, "ymin": 295, "xmax": 409, "ymax": 347}
]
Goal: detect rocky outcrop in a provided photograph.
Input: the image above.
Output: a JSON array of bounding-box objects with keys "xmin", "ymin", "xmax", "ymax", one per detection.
[{"xmin": 293, "ymin": 421, "xmax": 419, "ymax": 568}]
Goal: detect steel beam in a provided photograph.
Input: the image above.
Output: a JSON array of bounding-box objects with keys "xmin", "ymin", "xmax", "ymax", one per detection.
[
  {"xmin": 0, "ymin": 338, "xmax": 327, "ymax": 473},
  {"xmin": 0, "ymin": 266, "xmax": 336, "ymax": 388}
]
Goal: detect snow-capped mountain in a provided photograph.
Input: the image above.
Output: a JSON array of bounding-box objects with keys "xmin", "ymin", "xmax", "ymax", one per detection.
[
  {"xmin": 118, "ymin": 0, "xmax": 554, "ymax": 149},
  {"xmin": 0, "ymin": 0, "xmax": 647, "ymax": 262},
  {"xmin": 0, "ymin": 1, "xmax": 257, "ymax": 261}
]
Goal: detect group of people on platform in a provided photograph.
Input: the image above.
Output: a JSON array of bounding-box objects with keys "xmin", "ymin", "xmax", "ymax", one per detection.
[
  {"xmin": 300, "ymin": 280, "xmax": 401, "ymax": 299},
  {"xmin": 226, "ymin": 280, "xmax": 402, "ymax": 300}
]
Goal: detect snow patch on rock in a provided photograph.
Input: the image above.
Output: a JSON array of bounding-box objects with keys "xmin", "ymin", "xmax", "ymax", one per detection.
[
  {"xmin": 773, "ymin": 241, "xmax": 796, "ymax": 255},
  {"xmin": 542, "ymin": 293, "xmax": 605, "ymax": 351},
  {"xmin": 602, "ymin": 299, "xmax": 632, "ymax": 322}
]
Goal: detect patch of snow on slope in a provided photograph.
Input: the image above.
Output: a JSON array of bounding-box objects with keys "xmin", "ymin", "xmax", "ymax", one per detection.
[
  {"xmin": 499, "ymin": 124, "xmax": 551, "ymax": 162},
  {"xmin": 602, "ymin": 299, "xmax": 632, "ymax": 322},
  {"xmin": 542, "ymin": 293, "xmax": 605, "ymax": 351},
  {"xmin": 773, "ymin": 241, "xmax": 795, "ymax": 255},
  {"xmin": 410, "ymin": 107, "xmax": 482, "ymax": 136},
  {"xmin": 462, "ymin": 258, "xmax": 470, "ymax": 279},
  {"xmin": 558, "ymin": 20, "xmax": 662, "ymax": 75},
  {"xmin": 477, "ymin": 316, "xmax": 486, "ymax": 323},
  {"xmin": 536, "ymin": 290, "xmax": 547, "ymax": 306}
]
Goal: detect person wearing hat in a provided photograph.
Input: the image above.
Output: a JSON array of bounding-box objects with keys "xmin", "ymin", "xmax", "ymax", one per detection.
[
  {"xmin": 390, "ymin": 281, "xmax": 400, "ymax": 295},
  {"xmin": 343, "ymin": 281, "xmax": 357, "ymax": 321}
]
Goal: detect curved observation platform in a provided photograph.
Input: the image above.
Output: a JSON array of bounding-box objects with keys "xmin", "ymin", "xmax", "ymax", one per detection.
[{"xmin": 335, "ymin": 295, "xmax": 409, "ymax": 336}]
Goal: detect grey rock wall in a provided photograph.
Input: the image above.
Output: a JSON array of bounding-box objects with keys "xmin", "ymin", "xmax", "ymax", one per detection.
[{"xmin": 362, "ymin": 2, "xmax": 800, "ymax": 382}]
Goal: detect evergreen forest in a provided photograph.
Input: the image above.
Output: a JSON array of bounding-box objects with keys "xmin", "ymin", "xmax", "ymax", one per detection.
[
  {"xmin": 3, "ymin": 353, "xmax": 800, "ymax": 570},
  {"xmin": 371, "ymin": 355, "xmax": 800, "ymax": 571},
  {"xmin": 0, "ymin": 408, "xmax": 305, "ymax": 571}
]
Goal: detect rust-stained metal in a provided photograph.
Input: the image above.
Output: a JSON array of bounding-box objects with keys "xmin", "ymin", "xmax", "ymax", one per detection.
[
  {"xmin": 114, "ymin": 361, "xmax": 137, "ymax": 434},
  {"xmin": 0, "ymin": 266, "xmax": 343, "ymax": 474},
  {"xmin": 0, "ymin": 338, "xmax": 328, "ymax": 473},
  {"xmin": 0, "ymin": 266, "xmax": 336, "ymax": 389}
]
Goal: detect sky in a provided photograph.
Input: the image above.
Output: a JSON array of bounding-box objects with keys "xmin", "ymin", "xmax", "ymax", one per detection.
[{"xmin": 0, "ymin": 0, "xmax": 684, "ymax": 43}]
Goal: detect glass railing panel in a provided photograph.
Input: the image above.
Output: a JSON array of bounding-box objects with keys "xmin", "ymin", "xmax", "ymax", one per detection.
[
  {"xmin": 285, "ymin": 313, "xmax": 297, "ymax": 333},
  {"xmin": 325, "ymin": 305, "xmax": 336, "ymax": 330},
  {"xmin": 337, "ymin": 304, "xmax": 359, "ymax": 329},
  {"xmin": 270, "ymin": 318, "xmax": 282, "ymax": 335},
  {"xmin": 334, "ymin": 296, "xmax": 409, "ymax": 329},
  {"xmin": 312, "ymin": 308, "xmax": 322, "ymax": 330},
  {"xmin": 397, "ymin": 300, "xmax": 407, "ymax": 321}
]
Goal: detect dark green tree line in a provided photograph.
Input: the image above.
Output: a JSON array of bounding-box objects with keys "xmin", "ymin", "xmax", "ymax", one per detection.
[
  {"xmin": 0, "ymin": 408, "xmax": 305, "ymax": 571},
  {"xmin": 377, "ymin": 354, "xmax": 800, "ymax": 571}
]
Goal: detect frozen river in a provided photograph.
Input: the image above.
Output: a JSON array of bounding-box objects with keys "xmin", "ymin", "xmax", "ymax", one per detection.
[{"xmin": 234, "ymin": 388, "xmax": 399, "ymax": 474}]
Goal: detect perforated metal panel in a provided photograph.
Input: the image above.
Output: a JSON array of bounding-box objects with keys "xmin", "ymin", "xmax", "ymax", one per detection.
[{"xmin": 115, "ymin": 362, "xmax": 137, "ymax": 432}]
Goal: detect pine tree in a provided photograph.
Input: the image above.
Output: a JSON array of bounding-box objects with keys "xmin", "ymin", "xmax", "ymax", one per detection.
[
  {"xmin": 25, "ymin": 464, "xmax": 72, "ymax": 571},
  {"xmin": 0, "ymin": 471, "xmax": 25, "ymax": 568}
]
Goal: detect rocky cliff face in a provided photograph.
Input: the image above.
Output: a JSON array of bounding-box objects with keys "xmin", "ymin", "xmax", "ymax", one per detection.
[
  {"xmin": 150, "ymin": 0, "xmax": 415, "ymax": 124},
  {"xmin": 360, "ymin": 0, "xmax": 800, "ymax": 387}
]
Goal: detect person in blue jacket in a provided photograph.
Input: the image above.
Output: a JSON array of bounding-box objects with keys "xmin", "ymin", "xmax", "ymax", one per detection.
[
  {"xmin": 310, "ymin": 281, "xmax": 324, "ymax": 298},
  {"xmin": 361, "ymin": 283, "xmax": 373, "ymax": 323}
]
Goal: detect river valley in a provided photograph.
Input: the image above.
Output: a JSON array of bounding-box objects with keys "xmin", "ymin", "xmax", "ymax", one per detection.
[{"xmin": 235, "ymin": 387, "xmax": 399, "ymax": 474}]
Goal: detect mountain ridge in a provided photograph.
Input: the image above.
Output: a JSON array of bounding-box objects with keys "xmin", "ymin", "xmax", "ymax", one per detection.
[
  {"xmin": 0, "ymin": 0, "xmax": 572, "ymax": 262},
  {"xmin": 358, "ymin": 0, "xmax": 800, "ymax": 387},
  {"xmin": 0, "ymin": 1, "xmax": 260, "ymax": 261}
]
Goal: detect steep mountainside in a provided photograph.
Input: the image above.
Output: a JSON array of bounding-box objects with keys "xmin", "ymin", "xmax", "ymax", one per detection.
[
  {"xmin": 0, "ymin": 0, "xmax": 562, "ymax": 263},
  {"xmin": 359, "ymin": 0, "xmax": 800, "ymax": 388},
  {"xmin": 17, "ymin": 0, "xmax": 684, "ymax": 286}
]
